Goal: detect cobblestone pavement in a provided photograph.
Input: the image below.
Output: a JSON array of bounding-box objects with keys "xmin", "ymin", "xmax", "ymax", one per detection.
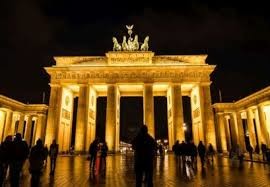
[{"xmin": 3, "ymin": 153, "xmax": 270, "ymax": 187}]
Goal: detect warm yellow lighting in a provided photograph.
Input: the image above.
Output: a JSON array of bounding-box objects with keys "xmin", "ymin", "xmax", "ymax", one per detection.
[{"xmin": 183, "ymin": 123, "xmax": 187, "ymax": 131}]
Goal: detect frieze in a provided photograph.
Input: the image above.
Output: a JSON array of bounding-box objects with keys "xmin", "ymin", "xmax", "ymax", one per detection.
[{"xmin": 52, "ymin": 70, "xmax": 210, "ymax": 82}]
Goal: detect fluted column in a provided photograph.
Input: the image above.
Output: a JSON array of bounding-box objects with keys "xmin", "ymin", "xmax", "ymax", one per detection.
[
  {"xmin": 247, "ymin": 108, "xmax": 257, "ymax": 147},
  {"xmin": 0, "ymin": 110, "xmax": 6, "ymax": 142},
  {"xmin": 35, "ymin": 114, "xmax": 46, "ymax": 143},
  {"xmin": 75, "ymin": 85, "xmax": 88, "ymax": 152},
  {"xmin": 45, "ymin": 84, "xmax": 62, "ymax": 146},
  {"xmin": 229, "ymin": 113, "xmax": 238, "ymax": 148},
  {"xmin": 143, "ymin": 84, "xmax": 155, "ymax": 137},
  {"xmin": 236, "ymin": 112, "xmax": 246, "ymax": 151},
  {"xmin": 224, "ymin": 116, "xmax": 232, "ymax": 151},
  {"xmin": 105, "ymin": 84, "xmax": 117, "ymax": 152},
  {"xmin": 200, "ymin": 85, "xmax": 216, "ymax": 148},
  {"xmin": 18, "ymin": 113, "xmax": 25, "ymax": 135},
  {"xmin": 115, "ymin": 88, "xmax": 120, "ymax": 152},
  {"xmin": 3, "ymin": 110, "xmax": 13, "ymax": 138},
  {"xmin": 254, "ymin": 108, "xmax": 263, "ymax": 149},
  {"xmin": 171, "ymin": 84, "xmax": 184, "ymax": 142},
  {"xmin": 216, "ymin": 113, "xmax": 227, "ymax": 152},
  {"xmin": 258, "ymin": 104, "xmax": 269, "ymax": 145},
  {"xmin": 25, "ymin": 115, "xmax": 33, "ymax": 145}
]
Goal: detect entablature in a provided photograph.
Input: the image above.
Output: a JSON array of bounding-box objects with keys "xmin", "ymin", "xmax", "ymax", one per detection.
[{"xmin": 46, "ymin": 65, "xmax": 214, "ymax": 84}]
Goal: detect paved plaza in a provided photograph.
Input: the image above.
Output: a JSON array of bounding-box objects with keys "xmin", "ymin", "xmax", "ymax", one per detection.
[{"xmin": 4, "ymin": 154, "xmax": 270, "ymax": 187}]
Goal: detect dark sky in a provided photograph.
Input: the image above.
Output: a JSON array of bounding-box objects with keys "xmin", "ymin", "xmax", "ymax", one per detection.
[{"xmin": 1, "ymin": 1, "xmax": 270, "ymax": 104}]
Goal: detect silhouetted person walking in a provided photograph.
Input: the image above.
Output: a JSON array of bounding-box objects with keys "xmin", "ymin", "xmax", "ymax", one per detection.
[
  {"xmin": 44, "ymin": 145, "xmax": 49, "ymax": 166},
  {"xmin": 198, "ymin": 141, "xmax": 206, "ymax": 168},
  {"xmin": 100, "ymin": 142, "xmax": 108, "ymax": 174},
  {"xmin": 247, "ymin": 144, "xmax": 253, "ymax": 161},
  {"xmin": 88, "ymin": 138, "xmax": 99, "ymax": 171},
  {"xmin": 131, "ymin": 125, "xmax": 157, "ymax": 187},
  {"xmin": 261, "ymin": 143, "xmax": 267, "ymax": 161},
  {"xmin": 207, "ymin": 143, "xmax": 215, "ymax": 164},
  {"xmin": 0, "ymin": 135, "xmax": 13, "ymax": 186},
  {"xmin": 10, "ymin": 133, "xmax": 29, "ymax": 187},
  {"xmin": 49, "ymin": 140, "xmax": 59, "ymax": 175},
  {"xmin": 29, "ymin": 139, "xmax": 46, "ymax": 187}
]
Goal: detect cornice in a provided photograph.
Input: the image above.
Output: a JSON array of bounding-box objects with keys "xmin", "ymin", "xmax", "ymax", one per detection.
[
  {"xmin": 0, "ymin": 95, "xmax": 48, "ymax": 114},
  {"xmin": 53, "ymin": 53, "xmax": 209, "ymax": 67}
]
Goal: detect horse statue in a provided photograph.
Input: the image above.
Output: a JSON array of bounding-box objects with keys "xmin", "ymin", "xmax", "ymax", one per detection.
[
  {"xmin": 122, "ymin": 36, "xmax": 128, "ymax": 51},
  {"xmin": 112, "ymin": 37, "xmax": 122, "ymax": 51},
  {"xmin": 133, "ymin": 35, "xmax": 139, "ymax": 50},
  {"xmin": 140, "ymin": 36, "xmax": 149, "ymax": 51}
]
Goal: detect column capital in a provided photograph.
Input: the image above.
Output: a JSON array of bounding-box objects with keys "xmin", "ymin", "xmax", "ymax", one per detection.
[
  {"xmin": 169, "ymin": 82, "xmax": 181, "ymax": 86},
  {"xmin": 77, "ymin": 84, "xmax": 88, "ymax": 87},
  {"xmin": 199, "ymin": 82, "xmax": 212, "ymax": 86},
  {"xmin": 143, "ymin": 83, "xmax": 154, "ymax": 86},
  {"xmin": 216, "ymin": 112, "xmax": 225, "ymax": 115},
  {"xmin": 49, "ymin": 83, "xmax": 61, "ymax": 87}
]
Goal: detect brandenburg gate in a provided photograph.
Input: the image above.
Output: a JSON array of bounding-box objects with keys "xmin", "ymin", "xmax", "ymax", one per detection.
[{"xmin": 44, "ymin": 26, "xmax": 217, "ymax": 152}]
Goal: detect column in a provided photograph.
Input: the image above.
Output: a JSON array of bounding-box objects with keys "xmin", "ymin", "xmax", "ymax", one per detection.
[
  {"xmin": 35, "ymin": 114, "xmax": 46, "ymax": 143},
  {"xmin": 75, "ymin": 85, "xmax": 88, "ymax": 152},
  {"xmin": 200, "ymin": 85, "xmax": 216, "ymax": 148},
  {"xmin": 236, "ymin": 112, "xmax": 246, "ymax": 151},
  {"xmin": 254, "ymin": 108, "xmax": 263, "ymax": 149},
  {"xmin": 258, "ymin": 104, "xmax": 269, "ymax": 145},
  {"xmin": 25, "ymin": 115, "xmax": 33, "ymax": 145},
  {"xmin": 115, "ymin": 88, "xmax": 120, "ymax": 152},
  {"xmin": 3, "ymin": 110, "xmax": 13, "ymax": 138},
  {"xmin": 171, "ymin": 84, "xmax": 184, "ymax": 142},
  {"xmin": 216, "ymin": 113, "xmax": 227, "ymax": 152},
  {"xmin": 224, "ymin": 116, "xmax": 232, "ymax": 151},
  {"xmin": 45, "ymin": 84, "xmax": 62, "ymax": 146},
  {"xmin": 143, "ymin": 84, "xmax": 155, "ymax": 137},
  {"xmin": 88, "ymin": 87, "xmax": 97, "ymax": 148},
  {"xmin": 0, "ymin": 110, "xmax": 6, "ymax": 142},
  {"xmin": 247, "ymin": 108, "xmax": 257, "ymax": 147},
  {"xmin": 105, "ymin": 84, "xmax": 117, "ymax": 152},
  {"xmin": 229, "ymin": 113, "xmax": 238, "ymax": 148},
  {"xmin": 18, "ymin": 113, "xmax": 25, "ymax": 135}
]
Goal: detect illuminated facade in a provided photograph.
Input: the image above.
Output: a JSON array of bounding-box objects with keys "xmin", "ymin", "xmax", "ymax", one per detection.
[
  {"xmin": 213, "ymin": 86, "xmax": 270, "ymax": 153},
  {"xmin": 44, "ymin": 52, "xmax": 216, "ymax": 152},
  {"xmin": 44, "ymin": 26, "xmax": 216, "ymax": 152},
  {"xmin": 0, "ymin": 95, "xmax": 48, "ymax": 145}
]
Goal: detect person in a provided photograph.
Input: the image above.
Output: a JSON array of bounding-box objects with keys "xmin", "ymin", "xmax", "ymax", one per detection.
[
  {"xmin": 10, "ymin": 133, "xmax": 29, "ymax": 187},
  {"xmin": 0, "ymin": 135, "xmax": 13, "ymax": 186},
  {"xmin": 43, "ymin": 145, "xmax": 49, "ymax": 166},
  {"xmin": 158, "ymin": 144, "xmax": 164, "ymax": 157},
  {"xmin": 197, "ymin": 141, "xmax": 206, "ymax": 168},
  {"xmin": 29, "ymin": 139, "xmax": 46, "ymax": 187},
  {"xmin": 100, "ymin": 142, "xmax": 108, "ymax": 174},
  {"xmin": 235, "ymin": 144, "xmax": 244, "ymax": 164},
  {"xmin": 255, "ymin": 144, "xmax": 260, "ymax": 154},
  {"xmin": 49, "ymin": 140, "xmax": 59, "ymax": 175},
  {"xmin": 261, "ymin": 143, "xmax": 267, "ymax": 161},
  {"xmin": 88, "ymin": 139, "xmax": 99, "ymax": 171},
  {"xmin": 190, "ymin": 141, "xmax": 198, "ymax": 169},
  {"xmin": 131, "ymin": 125, "xmax": 157, "ymax": 187},
  {"xmin": 207, "ymin": 143, "xmax": 215, "ymax": 164},
  {"xmin": 247, "ymin": 144, "xmax": 253, "ymax": 161},
  {"xmin": 94, "ymin": 143, "xmax": 102, "ymax": 176}
]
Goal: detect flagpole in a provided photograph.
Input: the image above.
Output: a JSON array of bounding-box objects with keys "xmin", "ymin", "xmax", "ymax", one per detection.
[
  {"xmin": 42, "ymin": 92, "xmax": 45, "ymax": 104},
  {"xmin": 218, "ymin": 89, "xmax": 222, "ymax": 102}
]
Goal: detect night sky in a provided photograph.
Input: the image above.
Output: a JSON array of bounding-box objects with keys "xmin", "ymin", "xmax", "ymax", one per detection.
[{"xmin": 1, "ymin": 2, "xmax": 270, "ymax": 140}]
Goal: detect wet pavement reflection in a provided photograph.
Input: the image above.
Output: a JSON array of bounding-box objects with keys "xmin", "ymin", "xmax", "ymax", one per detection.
[{"xmin": 11, "ymin": 153, "xmax": 270, "ymax": 186}]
